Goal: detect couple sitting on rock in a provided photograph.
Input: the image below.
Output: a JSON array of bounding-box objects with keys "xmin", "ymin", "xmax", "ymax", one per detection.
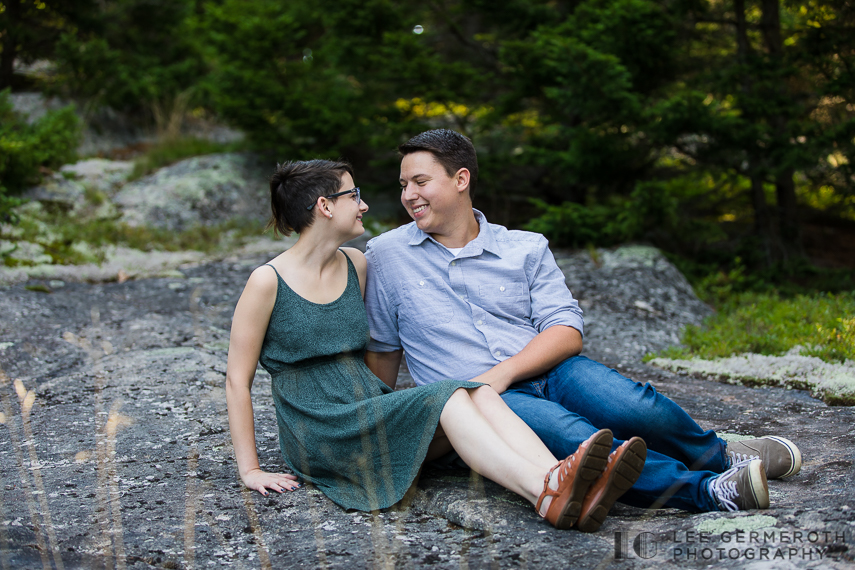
[{"xmin": 225, "ymin": 129, "xmax": 801, "ymax": 531}]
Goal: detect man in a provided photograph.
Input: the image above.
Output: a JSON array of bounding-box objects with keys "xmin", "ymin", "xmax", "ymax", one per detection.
[{"xmin": 363, "ymin": 129, "xmax": 801, "ymax": 531}]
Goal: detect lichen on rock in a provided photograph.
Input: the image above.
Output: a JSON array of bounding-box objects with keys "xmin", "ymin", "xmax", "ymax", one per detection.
[
  {"xmin": 649, "ymin": 349, "xmax": 855, "ymax": 405},
  {"xmin": 696, "ymin": 514, "xmax": 778, "ymax": 535},
  {"xmin": 113, "ymin": 153, "xmax": 269, "ymax": 232}
]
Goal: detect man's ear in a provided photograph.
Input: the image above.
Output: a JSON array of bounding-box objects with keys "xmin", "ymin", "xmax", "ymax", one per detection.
[{"xmin": 455, "ymin": 168, "xmax": 471, "ymax": 195}]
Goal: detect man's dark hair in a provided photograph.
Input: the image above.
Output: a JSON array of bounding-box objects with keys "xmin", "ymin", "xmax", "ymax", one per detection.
[
  {"xmin": 268, "ymin": 159, "xmax": 353, "ymax": 236},
  {"xmin": 399, "ymin": 129, "xmax": 479, "ymax": 199}
]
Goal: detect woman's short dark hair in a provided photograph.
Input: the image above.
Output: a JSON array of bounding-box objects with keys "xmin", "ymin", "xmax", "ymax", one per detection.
[
  {"xmin": 268, "ymin": 159, "xmax": 353, "ymax": 236},
  {"xmin": 398, "ymin": 129, "xmax": 478, "ymax": 199}
]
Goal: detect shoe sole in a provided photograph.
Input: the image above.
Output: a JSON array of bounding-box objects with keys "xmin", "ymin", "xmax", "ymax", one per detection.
[
  {"xmin": 553, "ymin": 429, "xmax": 613, "ymax": 529},
  {"xmin": 762, "ymin": 436, "xmax": 802, "ymax": 478},
  {"xmin": 576, "ymin": 437, "xmax": 647, "ymax": 533},
  {"xmin": 746, "ymin": 459, "xmax": 770, "ymax": 509}
]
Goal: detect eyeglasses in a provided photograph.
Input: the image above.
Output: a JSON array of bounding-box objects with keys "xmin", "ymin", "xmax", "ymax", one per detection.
[{"xmin": 306, "ymin": 187, "xmax": 361, "ymax": 210}]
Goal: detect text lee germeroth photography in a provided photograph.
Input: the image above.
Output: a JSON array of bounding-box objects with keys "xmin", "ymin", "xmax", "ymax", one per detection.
[{"xmin": 615, "ymin": 528, "xmax": 849, "ymax": 562}]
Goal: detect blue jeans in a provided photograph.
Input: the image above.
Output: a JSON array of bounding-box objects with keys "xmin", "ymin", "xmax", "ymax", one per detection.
[{"xmin": 501, "ymin": 356, "xmax": 727, "ymax": 512}]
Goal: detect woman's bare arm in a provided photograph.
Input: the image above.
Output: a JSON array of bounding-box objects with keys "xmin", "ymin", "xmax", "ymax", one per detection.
[{"xmin": 226, "ymin": 266, "xmax": 299, "ymax": 495}]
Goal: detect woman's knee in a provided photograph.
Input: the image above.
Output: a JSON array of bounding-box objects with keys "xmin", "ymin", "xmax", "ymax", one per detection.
[
  {"xmin": 443, "ymin": 387, "xmax": 474, "ymax": 413},
  {"xmin": 471, "ymin": 385, "xmax": 501, "ymax": 402},
  {"xmin": 471, "ymin": 385, "xmax": 510, "ymax": 413}
]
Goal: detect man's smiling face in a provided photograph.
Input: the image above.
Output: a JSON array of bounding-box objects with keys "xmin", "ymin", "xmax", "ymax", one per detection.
[{"xmin": 399, "ymin": 151, "xmax": 469, "ymax": 238}]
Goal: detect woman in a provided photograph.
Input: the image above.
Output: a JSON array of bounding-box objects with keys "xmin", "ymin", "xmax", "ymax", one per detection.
[{"xmin": 225, "ymin": 159, "xmax": 645, "ymax": 529}]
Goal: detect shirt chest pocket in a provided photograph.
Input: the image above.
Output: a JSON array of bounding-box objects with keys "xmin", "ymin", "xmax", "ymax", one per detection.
[
  {"xmin": 477, "ymin": 282, "xmax": 529, "ymax": 318},
  {"xmin": 401, "ymin": 279, "xmax": 454, "ymax": 328}
]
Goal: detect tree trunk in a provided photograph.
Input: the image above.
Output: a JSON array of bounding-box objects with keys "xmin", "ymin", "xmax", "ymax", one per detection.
[
  {"xmin": 0, "ymin": 0, "xmax": 22, "ymax": 90},
  {"xmin": 734, "ymin": 0, "xmax": 751, "ymax": 59},
  {"xmin": 750, "ymin": 176, "xmax": 778, "ymax": 264},
  {"xmin": 774, "ymin": 167, "xmax": 804, "ymax": 260},
  {"xmin": 735, "ymin": 0, "xmax": 781, "ymax": 264},
  {"xmin": 760, "ymin": 0, "xmax": 804, "ymax": 260}
]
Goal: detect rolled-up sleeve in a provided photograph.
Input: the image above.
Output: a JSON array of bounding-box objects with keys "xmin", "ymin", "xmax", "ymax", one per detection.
[
  {"xmin": 527, "ymin": 238, "xmax": 584, "ymax": 335},
  {"xmin": 365, "ymin": 241, "xmax": 403, "ymax": 352}
]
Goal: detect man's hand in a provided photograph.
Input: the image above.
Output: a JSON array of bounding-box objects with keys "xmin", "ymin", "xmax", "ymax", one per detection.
[
  {"xmin": 471, "ymin": 325, "xmax": 583, "ymax": 394},
  {"xmin": 468, "ymin": 366, "xmax": 515, "ymax": 394}
]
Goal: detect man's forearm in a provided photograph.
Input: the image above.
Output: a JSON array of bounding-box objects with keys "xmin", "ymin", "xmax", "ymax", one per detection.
[
  {"xmin": 365, "ymin": 349, "xmax": 404, "ymax": 389},
  {"xmin": 472, "ymin": 325, "xmax": 582, "ymax": 393}
]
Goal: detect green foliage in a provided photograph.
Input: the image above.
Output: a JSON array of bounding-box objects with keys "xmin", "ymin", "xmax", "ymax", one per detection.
[
  {"xmin": 189, "ymin": 0, "xmax": 444, "ymax": 164},
  {"xmin": 0, "ymin": 88, "xmax": 80, "ymax": 195},
  {"xmin": 497, "ymin": 0, "xmax": 680, "ymax": 204},
  {"xmin": 654, "ymin": 291, "xmax": 855, "ymax": 364},
  {"xmin": 51, "ymin": 0, "xmax": 206, "ymax": 113},
  {"xmin": 0, "ymin": 189, "xmax": 22, "ymax": 225},
  {"xmin": 0, "ymin": 0, "xmax": 101, "ymax": 89},
  {"xmin": 523, "ymin": 177, "xmax": 716, "ymax": 249},
  {"xmin": 524, "ymin": 198, "xmax": 614, "ymax": 248},
  {"xmin": 651, "ymin": 254, "xmax": 855, "ymax": 366},
  {"xmin": 666, "ymin": 251, "xmax": 855, "ymax": 307},
  {"xmin": 4, "ymin": 0, "xmax": 855, "ymax": 285}
]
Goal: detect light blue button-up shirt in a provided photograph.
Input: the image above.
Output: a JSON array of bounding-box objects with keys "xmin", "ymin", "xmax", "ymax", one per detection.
[{"xmin": 365, "ymin": 210, "xmax": 584, "ymax": 386}]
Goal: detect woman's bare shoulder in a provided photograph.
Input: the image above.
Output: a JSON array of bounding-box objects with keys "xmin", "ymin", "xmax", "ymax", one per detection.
[
  {"xmin": 245, "ymin": 263, "xmax": 280, "ymax": 294},
  {"xmin": 340, "ymin": 247, "xmax": 366, "ymax": 267}
]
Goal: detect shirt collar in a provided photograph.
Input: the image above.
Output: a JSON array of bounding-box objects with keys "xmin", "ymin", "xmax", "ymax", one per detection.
[{"xmin": 407, "ymin": 209, "xmax": 502, "ymax": 258}]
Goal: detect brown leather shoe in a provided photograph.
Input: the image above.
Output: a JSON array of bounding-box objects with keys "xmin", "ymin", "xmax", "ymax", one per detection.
[
  {"xmin": 536, "ymin": 429, "xmax": 613, "ymax": 529},
  {"xmin": 575, "ymin": 437, "xmax": 647, "ymax": 533}
]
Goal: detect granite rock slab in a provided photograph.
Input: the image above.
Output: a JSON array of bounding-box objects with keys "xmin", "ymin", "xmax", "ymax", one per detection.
[{"xmin": 0, "ymin": 246, "xmax": 852, "ymax": 569}]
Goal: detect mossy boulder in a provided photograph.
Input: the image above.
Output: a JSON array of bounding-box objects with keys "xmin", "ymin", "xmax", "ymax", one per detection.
[{"xmin": 113, "ymin": 153, "xmax": 270, "ymax": 231}]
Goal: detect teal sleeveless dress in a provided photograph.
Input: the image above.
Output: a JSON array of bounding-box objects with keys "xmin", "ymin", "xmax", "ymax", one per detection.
[{"xmin": 258, "ymin": 253, "xmax": 478, "ymax": 511}]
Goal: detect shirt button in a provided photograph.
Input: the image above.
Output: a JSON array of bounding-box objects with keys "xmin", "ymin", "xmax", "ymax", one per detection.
[
  {"xmin": 494, "ymin": 350, "xmax": 501, "ymax": 357},
  {"xmin": 451, "ymin": 261, "xmax": 456, "ymax": 266},
  {"xmin": 500, "ymin": 286, "xmax": 505, "ymax": 292},
  {"xmin": 477, "ymin": 320, "xmax": 483, "ymax": 326},
  {"xmin": 419, "ymin": 281, "xmax": 424, "ymax": 286}
]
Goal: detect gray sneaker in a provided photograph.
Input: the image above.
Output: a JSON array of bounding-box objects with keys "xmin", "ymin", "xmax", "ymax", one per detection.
[
  {"xmin": 726, "ymin": 436, "xmax": 802, "ymax": 479},
  {"xmin": 709, "ymin": 459, "xmax": 770, "ymax": 511}
]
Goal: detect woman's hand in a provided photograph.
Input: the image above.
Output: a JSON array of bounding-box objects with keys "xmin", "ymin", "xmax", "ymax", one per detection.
[{"xmin": 242, "ymin": 468, "xmax": 301, "ymax": 496}]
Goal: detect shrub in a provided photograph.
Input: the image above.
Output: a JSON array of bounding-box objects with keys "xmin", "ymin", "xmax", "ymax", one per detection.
[
  {"xmin": 0, "ymin": 89, "xmax": 80, "ymax": 194},
  {"xmin": 524, "ymin": 179, "xmax": 682, "ymax": 248}
]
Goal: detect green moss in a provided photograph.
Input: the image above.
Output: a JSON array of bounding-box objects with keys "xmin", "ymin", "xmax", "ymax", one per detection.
[
  {"xmin": 2, "ymin": 198, "xmax": 266, "ymax": 266},
  {"xmin": 657, "ymin": 291, "xmax": 855, "ymax": 364},
  {"xmin": 83, "ymin": 186, "xmax": 108, "ymax": 206}
]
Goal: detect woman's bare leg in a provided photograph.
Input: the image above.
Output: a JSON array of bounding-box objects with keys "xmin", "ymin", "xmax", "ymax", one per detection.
[
  {"xmin": 424, "ymin": 425, "xmax": 452, "ymax": 462},
  {"xmin": 468, "ymin": 386, "xmax": 556, "ymax": 471},
  {"xmin": 438, "ymin": 389, "xmax": 550, "ymax": 505}
]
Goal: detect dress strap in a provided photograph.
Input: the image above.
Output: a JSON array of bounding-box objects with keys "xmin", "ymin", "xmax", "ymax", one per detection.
[
  {"xmin": 338, "ymin": 248, "xmax": 357, "ymax": 275},
  {"xmin": 264, "ymin": 263, "xmax": 284, "ymax": 281},
  {"xmin": 265, "ymin": 254, "xmax": 355, "ymax": 288}
]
